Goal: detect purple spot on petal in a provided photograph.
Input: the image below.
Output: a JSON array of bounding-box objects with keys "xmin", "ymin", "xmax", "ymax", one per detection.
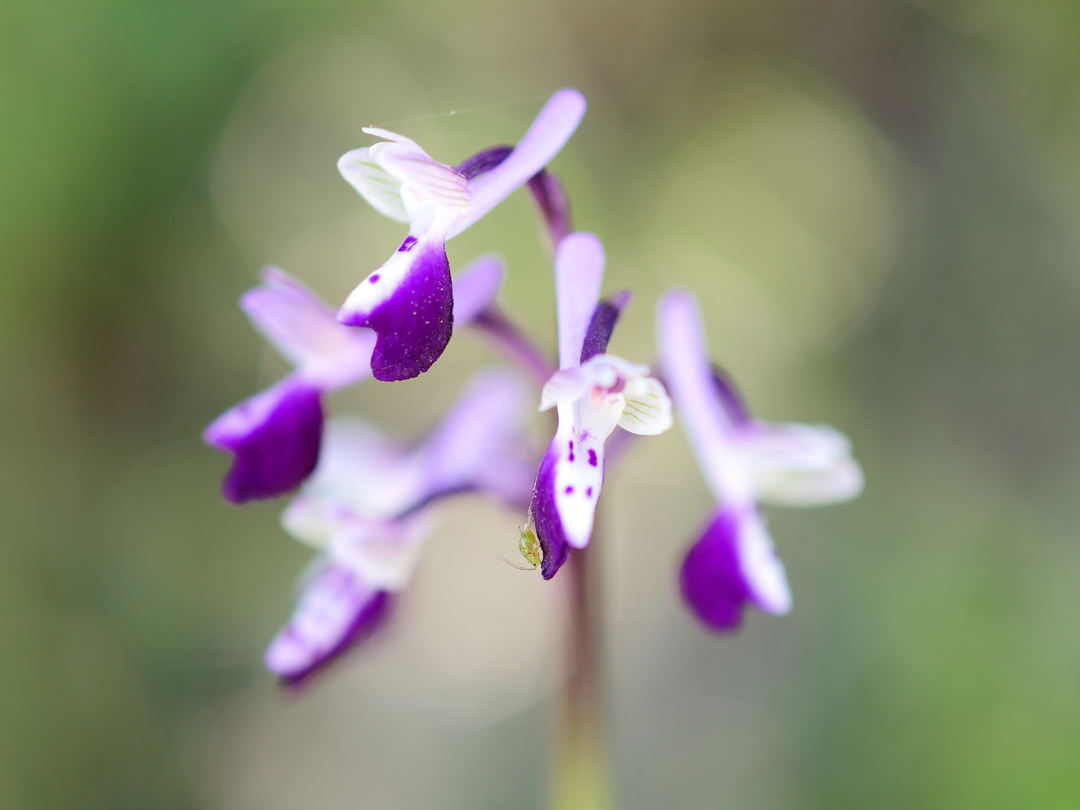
[
  {"xmin": 588, "ymin": 449, "xmax": 597, "ymax": 467},
  {"xmin": 398, "ymin": 235, "xmax": 417, "ymax": 253},
  {"xmin": 680, "ymin": 509, "xmax": 750, "ymax": 632},
  {"xmin": 341, "ymin": 239, "xmax": 454, "ymax": 382},
  {"xmin": 586, "ymin": 487, "xmax": 593, "ymax": 497},
  {"xmin": 369, "ymin": 274, "xmax": 380, "ymax": 283},
  {"xmin": 565, "ymin": 486, "xmax": 574, "ymax": 494},
  {"xmin": 204, "ymin": 379, "xmax": 324, "ymax": 504},
  {"xmin": 568, "ymin": 440, "xmax": 574, "ymax": 462}
]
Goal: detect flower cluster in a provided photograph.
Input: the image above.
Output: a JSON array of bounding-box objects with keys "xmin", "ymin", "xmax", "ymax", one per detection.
[{"xmin": 205, "ymin": 88, "xmax": 864, "ymax": 684}]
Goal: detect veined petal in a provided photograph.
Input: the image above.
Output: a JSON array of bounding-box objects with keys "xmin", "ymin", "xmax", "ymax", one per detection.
[
  {"xmin": 264, "ymin": 560, "xmax": 391, "ymax": 684},
  {"xmin": 450, "ymin": 254, "xmax": 505, "ymax": 326},
  {"xmin": 338, "ymin": 231, "xmax": 454, "ymax": 381},
  {"xmin": 450, "ymin": 88, "xmax": 587, "ymax": 238},
  {"xmin": 203, "ymin": 376, "xmax": 323, "ymax": 503},
  {"xmin": 337, "ymin": 147, "xmax": 410, "ymax": 223},
  {"xmin": 418, "ymin": 367, "xmax": 532, "ymax": 502},
  {"xmin": 242, "ymin": 267, "xmax": 375, "ymax": 391},
  {"xmin": 363, "ymin": 127, "xmax": 471, "ymax": 211},
  {"xmin": 735, "ymin": 422, "xmax": 865, "ymax": 506},
  {"xmin": 618, "ymin": 374, "xmax": 674, "ymax": 436},
  {"xmin": 680, "ymin": 508, "xmax": 791, "ymax": 632},
  {"xmin": 555, "ymin": 233, "xmax": 605, "ymax": 369}
]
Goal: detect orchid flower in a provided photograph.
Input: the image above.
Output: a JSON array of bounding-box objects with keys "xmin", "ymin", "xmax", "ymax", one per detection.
[
  {"xmin": 336, "ymin": 88, "xmax": 586, "ymax": 382},
  {"xmin": 657, "ymin": 290, "xmax": 864, "ymax": 631},
  {"xmin": 264, "ymin": 367, "xmax": 536, "ymax": 683},
  {"xmin": 203, "ymin": 256, "xmax": 506, "ymax": 503},
  {"xmin": 526, "ymin": 233, "xmax": 674, "ymax": 580}
]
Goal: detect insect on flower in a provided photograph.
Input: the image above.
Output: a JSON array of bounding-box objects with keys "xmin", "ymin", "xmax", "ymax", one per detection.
[{"xmin": 499, "ymin": 522, "xmax": 543, "ymax": 571}]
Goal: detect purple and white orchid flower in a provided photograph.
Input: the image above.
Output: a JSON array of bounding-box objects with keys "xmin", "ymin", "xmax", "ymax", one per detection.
[
  {"xmin": 336, "ymin": 88, "xmax": 586, "ymax": 382},
  {"xmin": 526, "ymin": 233, "xmax": 674, "ymax": 580},
  {"xmin": 264, "ymin": 367, "xmax": 536, "ymax": 683},
  {"xmin": 203, "ymin": 256, "xmax": 506, "ymax": 503},
  {"xmin": 657, "ymin": 289, "xmax": 864, "ymax": 631}
]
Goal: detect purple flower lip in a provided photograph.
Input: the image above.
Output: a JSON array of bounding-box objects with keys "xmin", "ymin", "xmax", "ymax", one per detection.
[{"xmin": 336, "ymin": 89, "xmax": 587, "ymax": 383}]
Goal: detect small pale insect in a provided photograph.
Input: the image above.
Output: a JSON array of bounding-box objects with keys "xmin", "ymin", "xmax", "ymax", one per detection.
[{"xmin": 498, "ymin": 521, "xmax": 542, "ymax": 571}]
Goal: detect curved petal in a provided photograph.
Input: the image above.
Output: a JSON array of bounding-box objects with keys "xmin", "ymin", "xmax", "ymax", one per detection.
[
  {"xmin": 242, "ymin": 267, "xmax": 375, "ymax": 391},
  {"xmin": 337, "ymin": 147, "xmax": 410, "ymax": 223},
  {"xmin": 735, "ymin": 422, "xmax": 864, "ymax": 506},
  {"xmin": 364, "ymin": 128, "xmax": 471, "ymax": 211},
  {"xmin": 657, "ymin": 289, "xmax": 737, "ymax": 500},
  {"xmin": 328, "ymin": 512, "xmax": 438, "ymax": 591},
  {"xmin": 680, "ymin": 508, "xmax": 791, "ymax": 631},
  {"xmin": 450, "ymin": 88, "xmax": 587, "ymax": 238},
  {"xmin": 337, "ymin": 232, "xmax": 454, "ymax": 381},
  {"xmin": 618, "ymin": 374, "xmax": 674, "ymax": 436},
  {"xmin": 529, "ymin": 440, "xmax": 572, "ymax": 580},
  {"xmin": 550, "ymin": 414, "xmax": 605, "ymax": 549},
  {"xmin": 203, "ymin": 376, "xmax": 323, "ymax": 503},
  {"xmin": 555, "ymin": 233, "xmax": 605, "ymax": 369},
  {"xmin": 264, "ymin": 560, "xmax": 391, "ymax": 684}
]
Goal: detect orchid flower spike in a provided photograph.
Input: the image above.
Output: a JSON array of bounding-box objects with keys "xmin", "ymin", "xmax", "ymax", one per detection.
[
  {"xmin": 203, "ymin": 257, "xmax": 506, "ymax": 504},
  {"xmin": 657, "ymin": 289, "xmax": 864, "ymax": 632},
  {"xmin": 264, "ymin": 367, "xmax": 537, "ymax": 684},
  {"xmin": 527, "ymin": 234, "xmax": 674, "ymax": 580},
  {"xmin": 336, "ymin": 88, "xmax": 587, "ymax": 382}
]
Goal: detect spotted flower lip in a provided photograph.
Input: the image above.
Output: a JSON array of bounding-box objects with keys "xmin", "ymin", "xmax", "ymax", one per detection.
[
  {"xmin": 527, "ymin": 233, "xmax": 673, "ymax": 579},
  {"xmin": 657, "ymin": 288, "xmax": 864, "ymax": 631},
  {"xmin": 204, "ymin": 257, "xmax": 506, "ymax": 504},
  {"xmin": 263, "ymin": 367, "xmax": 536, "ymax": 683},
  {"xmin": 335, "ymin": 88, "xmax": 587, "ymax": 382}
]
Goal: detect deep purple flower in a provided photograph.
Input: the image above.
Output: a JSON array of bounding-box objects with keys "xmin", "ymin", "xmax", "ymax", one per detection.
[
  {"xmin": 525, "ymin": 233, "xmax": 673, "ymax": 579},
  {"xmin": 264, "ymin": 367, "xmax": 536, "ymax": 683},
  {"xmin": 657, "ymin": 290, "xmax": 864, "ymax": 631},
  {"xmin": 204, "ymin": 257, "xmax": 506, "ymax": 503},
  {"xmin": 335, "ymin": 88, "xmax": 586, "ymax": 382}
]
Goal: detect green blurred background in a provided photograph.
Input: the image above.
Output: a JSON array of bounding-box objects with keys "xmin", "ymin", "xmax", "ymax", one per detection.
[{"xmin": 4, "ymin": 0, "xmax": 1080, "ymax": 807}]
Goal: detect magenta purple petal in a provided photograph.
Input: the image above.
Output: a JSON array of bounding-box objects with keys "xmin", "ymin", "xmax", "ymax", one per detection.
[
  {"xmin": 530, "ymin": 440, "xmax": 571, "ymax": 580},
  {"xmin": 527, "ymin": 170, "xmax": 571, "ymax": 246},
  {"xmin": 455, "ymin": 146, "xmax": 513, "ymax": 180},
  {"xmin": 679, "ymin": 509, "xmax": 750, "ymax": 632},
  {"xmin": 339, "ymin": 239, "xmax": 454, "ymax": 382},
  {"xmin": 203, "ymin": 377, "xmax": 324, "ymax": 503},
  {"xmin": 264, "ymin": 561, "xmax": 391, "ymax": 685}
]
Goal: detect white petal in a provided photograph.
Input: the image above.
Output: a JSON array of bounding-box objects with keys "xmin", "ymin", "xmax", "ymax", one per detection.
[
  {"xmin": 363, "ymin": 127, "xmax": 470, "ymax": 211},
  {"xmin": 618, "ymin": 375, "xmax": 674, "ymax": 436},
  {"xmin": 736, "ymin": 512, "xmax": 792, "ymax": 615},
  {"xmin": 551, "ymin": 419, "xmax": 606, "ymax": 548},
  {"xmin": 337, "ymin": 147, "xmax": 410, "ymax": 223},
  {"xmin": 735, "ymin": 422, "xmax": 864, "ymax": 506},
  {"xmin": 329, "ymin": 512, "xmax": 437, "ymax": 591},
  {"xmin": 555, "ymin": 233, "xmax": 605, "ymax": 369}
]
